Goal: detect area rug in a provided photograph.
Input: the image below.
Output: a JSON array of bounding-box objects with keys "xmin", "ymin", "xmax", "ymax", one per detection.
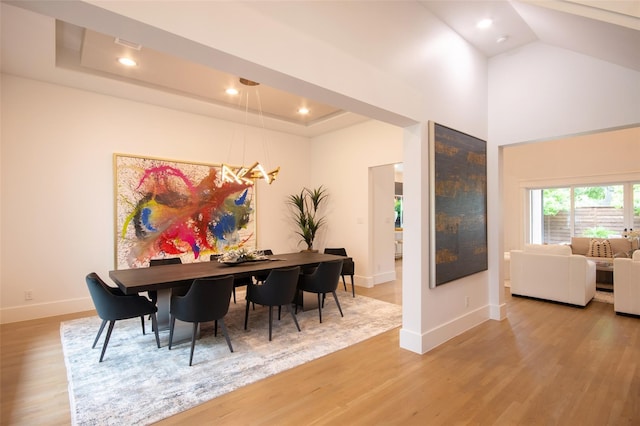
[
  {"xmin": 593, "ymin": 290, "xmax": 614, "ymax": 304},
  {"xmin": 60, "ymin": 293, "xmax": 402, "ymax": 425}
]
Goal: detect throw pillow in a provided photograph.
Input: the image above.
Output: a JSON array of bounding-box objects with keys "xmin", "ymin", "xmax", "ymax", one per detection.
[{"xmin": 587, "ymin": 239, "xmax": 613, "ymax": 258}]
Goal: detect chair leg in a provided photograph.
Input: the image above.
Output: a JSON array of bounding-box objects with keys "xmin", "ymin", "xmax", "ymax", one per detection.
[
  {"xmin": 189, "ymin": 322, "xmax": 198, "ymax": 366},
  {"xmin": 342, "ymin": 274, "xmax": 347, "ymax": 291},
  {"xmin": 214, "ymin": 320, "xmax": 218, "ymax": 337},
  {"xmin": 99, "ymin": 320, "xmax": 116, "ymax": 362},
  {"xmin": 140, "ymin": 316, "xmax": 146, "ymax": 335},
  {"xmin": 350, "ymin": 274, "xmax": 355, "ymax": 297},
  {"xmin": 233, "ymin": 287, "xmax": 237, "ymax": 304},
  {"xmin": 268, "ymin": 306, "xmax": 273, "ymax": 341},
  {"xmin": 332, "ymin": 291, "xmax": 344, "ymax": 317},
  {"xmin": 150, "ymin": 313, "xmax": 160, "ymax": 348},
  {"xmin": 278, "ymin": 305, "xmax": 282, "ymax": 320},
  {"xmin": 92, "ymin": 319, "xmax": 107, "ymax": 349},
  {"xmin": 168, "ymin": 315, "xmax": 176, "ymax": 350},
  {"xmin": 317, "ymin": 293, "xmax": 323, "ymax": 323},
  {"xmin": 287, "ymin": 303, "xmax": 301, "ymax": 332},
  {"xmin": 244, "ymin": 299, "xmax": 250, "ymax": 330},
  {"xmin": 219, "ymin": 318, "xmax": 233, "ymax": 352}
]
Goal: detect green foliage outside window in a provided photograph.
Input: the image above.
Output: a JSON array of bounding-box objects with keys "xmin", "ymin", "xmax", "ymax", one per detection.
[
  {"xmin": 542, "ymin": 188, "xmax": 570, "ymax": 216},
  {"xmin": 582, "ymin": 226, "xmax": 612, "ymax": 238}
]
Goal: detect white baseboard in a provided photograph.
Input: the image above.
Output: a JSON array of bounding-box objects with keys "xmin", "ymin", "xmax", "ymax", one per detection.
[
  {"xmin": 0, "ymin": 297, "xmax": 94, "ymax": 324},
  {"xmin": 489, "ymin": 302, "xmax": 507, "ymax": 320},
  {"xmin": 373, "ymin": 270, "xmax": 396, "ymax": 285},
  {"xmin": 399, "ymin": 305, "xmax": 490, "ymax": 354}
]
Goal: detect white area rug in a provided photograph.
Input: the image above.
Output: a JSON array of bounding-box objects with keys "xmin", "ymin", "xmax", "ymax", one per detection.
[
  {"xmin": 60, "ymin": 292, "xmax": 402, "ymax": 425},
  {"xmin": 593, "ymin": 290, "xmax": 614, "ymax": 304}
]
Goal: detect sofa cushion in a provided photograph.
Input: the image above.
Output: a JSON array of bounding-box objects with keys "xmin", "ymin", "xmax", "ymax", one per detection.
[
  {"xmin": 571, "ymin": 237, "xmax": 634, "ymax": 257},
  {"xmin": 587, "ymin": 239, "xmax": 613, "ymax": 258},
  {"xmin": 571, "ymin": 237, "xmax": 592, "ymax": 256},
  {"xmin": 524, "ymin": 244, "xmax": 572, "ymax": 256}
]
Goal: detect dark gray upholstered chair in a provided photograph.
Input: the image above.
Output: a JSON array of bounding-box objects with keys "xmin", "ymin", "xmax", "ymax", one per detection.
[
  {"xmin": 253, "ymin": 249, "xmax": 274, "ymax": 284},
  {"xmin": 149, "ymin": 257, "xmax": 190, "ymax": 300},
  {"xmin": 297, "ymin": 259, "xmax": 344, "ymax": 323},
  {"xmin": 244, "ymin": 266, "xmax": 301, "ymax": 341},
  {"xmin": 85, "ymin": 272, "xmax": 160, "ymax": 362},
  {"xmin": 211, "ymin": 254, "xmax": 253, "ymax": 303},
  {"xmin": 324, "ymin": 247, "xmax": 355, "ymax": 297},
  {"xmin": 168, "ymin": 275, "xmax": 234, "ymax": 366}
]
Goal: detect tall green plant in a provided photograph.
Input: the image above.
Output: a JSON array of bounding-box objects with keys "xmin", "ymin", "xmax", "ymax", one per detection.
[{"xmin": 287, "ymin": 186, "xmax": 328, "ymax": 250}]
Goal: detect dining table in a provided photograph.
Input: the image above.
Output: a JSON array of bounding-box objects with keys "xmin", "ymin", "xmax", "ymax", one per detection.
[{"xmin": 109, "ymin": 252, "xmax": 347, "ymax": 340}]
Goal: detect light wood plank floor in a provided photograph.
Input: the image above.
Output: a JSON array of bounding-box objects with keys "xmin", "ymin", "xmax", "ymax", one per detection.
[{"xmin": 2, "ymin": 261, "xmax": 638, "ymax": 425}]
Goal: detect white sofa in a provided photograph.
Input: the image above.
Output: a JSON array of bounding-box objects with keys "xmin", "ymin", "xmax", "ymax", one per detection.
[
  {"xmin": 613, "ymin": 250, "xmax": 640, "ymax": 316},
  {"xmin": 510, "ymin": 244, "xmax": 596, "ymax": 307}
]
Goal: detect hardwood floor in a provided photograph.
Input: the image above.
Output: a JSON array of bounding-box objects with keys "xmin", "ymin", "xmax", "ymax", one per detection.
[{"xmin": 2, "ymin": 261, "xmax": 638, "ymax": 425}]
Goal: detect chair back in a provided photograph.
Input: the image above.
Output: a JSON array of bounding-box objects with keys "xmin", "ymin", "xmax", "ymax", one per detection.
[
  {"xmin": 324, "ymin": 248, "xmax": 347, "ymax": 256},
  {"xmin": 249, "ymin": 266, "xmax": 301, "ymax": 306},
  {"xmin": 324, "ymin": 248, "xmax": 354, "ymax": 275},
  {"xmin": 171, "ymin": 275, "xmax": 234, "ymax": 323},
  {"xmin": 86, "ymin": 272, "xmax": 155, "ymax": 321},
  {"xmin": 150, "ymin": 257, "xmax": 182, "ymax": 266},
  {"xmin": 304, "ymin": 259, "xmax": 344, "ymax": 293},
  {"xmin": 86, "ymin": 273, "xmax": 117, "ymax": 320}
]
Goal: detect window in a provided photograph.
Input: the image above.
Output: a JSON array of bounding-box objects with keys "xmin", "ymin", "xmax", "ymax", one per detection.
[
  {"xmin": 574, "ymin": 185, "xmax": 623, "ymax": 238},
  {"xmin": 529, "ymin": 182, "xmax": 638, "ymax": 244}
]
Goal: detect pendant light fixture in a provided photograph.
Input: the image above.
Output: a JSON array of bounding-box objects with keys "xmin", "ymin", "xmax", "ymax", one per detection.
[{"xmin": 221, "ymin": 78, "xmax": 280, "ymax": 185}]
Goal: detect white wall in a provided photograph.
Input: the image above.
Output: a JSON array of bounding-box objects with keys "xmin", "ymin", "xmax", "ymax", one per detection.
[
  {"xmin": 310, "ymin": 120, "xmax": 403, "ymax": 287},
  {"xmin": 370, "ymin": 164, "xmax": 397, "ymax": 285},
  {"xmin": 0, "ymin": 75, "xmax": 311, "ymax": 322},
  {"xmin": 489, "ymin": 42, "xmax": 640, "ymax": 146}
]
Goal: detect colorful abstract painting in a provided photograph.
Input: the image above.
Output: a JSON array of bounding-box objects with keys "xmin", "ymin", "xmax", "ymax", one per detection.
[
  {"xmin": 429, "ymin": 122, "xmax": 487, "ymax": 287},
  {"xmin": 114, "ymin": 154, "xmax": 256, "ymax": 269}
]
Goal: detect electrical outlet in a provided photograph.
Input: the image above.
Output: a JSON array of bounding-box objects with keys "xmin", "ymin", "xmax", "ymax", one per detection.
[
  {"xmin": 25, "ymin": 290, "xmax": 33, "ymax": 301},
  {"xmin": 465, "ymin": 296, "xmax": 469, "ymax": 307}
]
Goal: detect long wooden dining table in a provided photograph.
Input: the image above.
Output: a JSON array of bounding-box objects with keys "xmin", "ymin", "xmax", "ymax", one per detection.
[
  {"xmin": 109, "ymin": 252, "xmax": 344, "ymax": 294},
  {"xmin": 108, "ymin": 252, "xmax": 346, "ymax": 340}
]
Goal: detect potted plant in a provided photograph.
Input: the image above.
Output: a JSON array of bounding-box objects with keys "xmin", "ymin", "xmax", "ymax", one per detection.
[{"xmin": 287, "ymin": 186, "xmax": 328, "ymax": 251}]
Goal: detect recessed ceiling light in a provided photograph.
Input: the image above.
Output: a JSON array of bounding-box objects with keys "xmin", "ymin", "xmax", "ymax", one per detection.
[
  {"xmin": 298, "ymin": 107, "xmax": 309, "ymax": 115},
  {"xmin": 477, "ymin": 18, "xmax": 493, "ymax": 29},
  {"xmin": 225, "ymin": 88, "xmax": 239, "ymax": 95},
  {"xmin": 117, "ymin": 57, "xmax": 137, "ymax": 67}
]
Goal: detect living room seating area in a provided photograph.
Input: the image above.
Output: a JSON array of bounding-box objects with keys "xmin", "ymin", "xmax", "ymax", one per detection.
[{"xmin": 511, "ymin": 238, "xmax": 639, "ymax": 315}]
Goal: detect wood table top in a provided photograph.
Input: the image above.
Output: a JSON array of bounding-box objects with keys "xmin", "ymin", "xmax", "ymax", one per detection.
[{"xmin": 109, "ymin": 252, "xmax": 346, "ymax": 294}]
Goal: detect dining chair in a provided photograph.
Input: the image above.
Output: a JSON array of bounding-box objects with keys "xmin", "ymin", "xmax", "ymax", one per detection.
[
  {"xmin": 168, "ymin": 275, "xmax": 235, "ymax": 366},
  {"xmin": 253, "ymin": 249, "xmax": 274, "ymax": 284},
  {"xmin": 211, "ymin": 254, "xmax": 253, "ymax": 303},
  {"xmin": 324, "ymin": 247, "xmax": 356, "ymax": 297},
  {"xmin": 244, "ymin": 266, "xmax": 301, "ymax": 341},
  {"xmin": 149, "ymin": 257, "xmax": 189, "ymax": 300},
  {"xmin": 85, "ymin": 272, "xmax": 161, "ymax": 362},
  {"xmin": 297, "ymin": 259, "xmax": 344, "ymax": 323}
]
